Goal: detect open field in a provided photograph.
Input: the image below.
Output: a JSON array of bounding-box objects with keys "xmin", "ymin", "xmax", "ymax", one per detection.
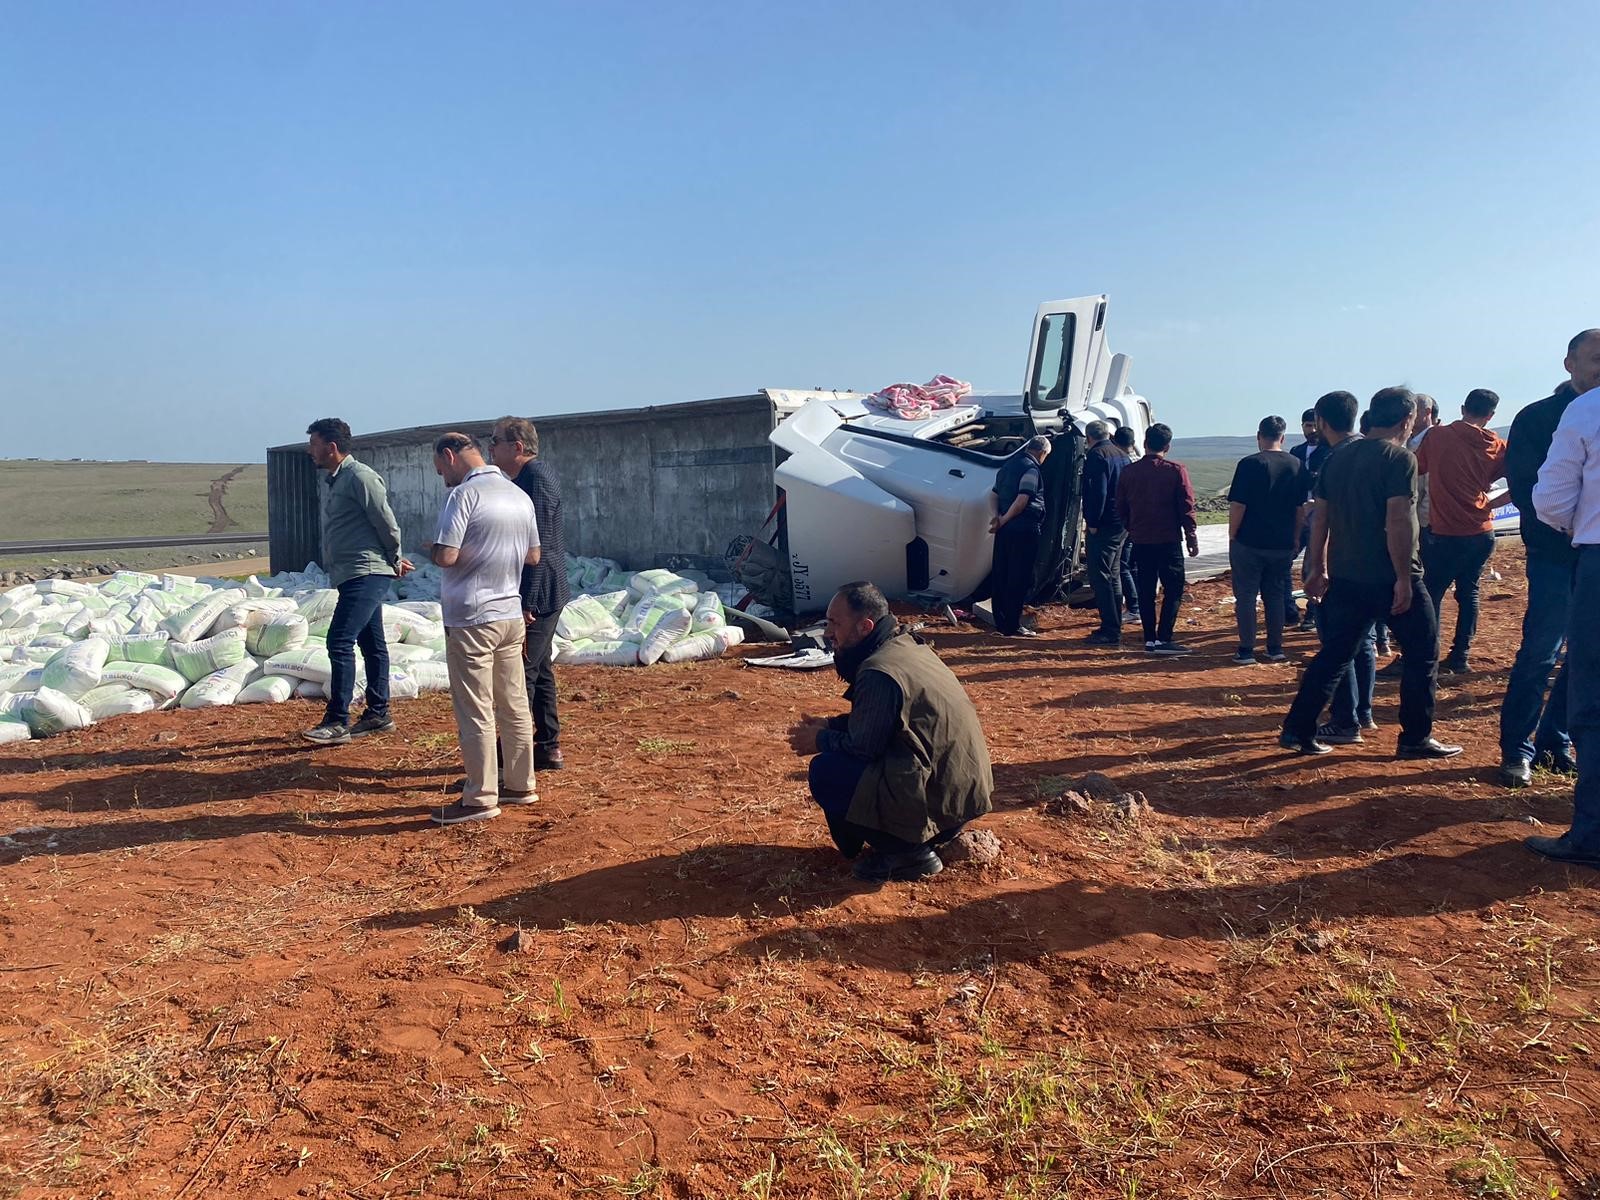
[
  {"xmin": 0, "ymin": 461, "xmax": 268, "ymax": 544},
  {"xmin": 3, "ymin": 542, "xmax": 1597, "ymax": 1198}
]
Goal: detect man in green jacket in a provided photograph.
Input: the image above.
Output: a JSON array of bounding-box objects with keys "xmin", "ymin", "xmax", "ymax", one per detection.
[
  {"xmin": 303, "ymin": 418, "xmax": 413, "ymax": 745},
  {"xmin": 788, "ymin": 581, "xmax": 994, "ymax": 883}
]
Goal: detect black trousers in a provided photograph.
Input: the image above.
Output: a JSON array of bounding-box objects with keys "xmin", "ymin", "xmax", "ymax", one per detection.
[
  {"xmin": 1131, "ymin": 542, "xmax": 1185, "ymax": 644},
  {"xmin": 1284, "ymin": 575, "xmax": 1439, "ymax": 744},
  {"xmin": 1085, "ymin": 525, "xmax": 1128, "ymax": 635},
  {"xmin": 1421, "ymin": 530, "xmax": 1495, "ymax": 661},
  {"xmin": 992, "ymin": 521, "xmax": 1042, "ymax": 634},
  {"xmin": 522, "ymin": 610, "xmax": 562, "ymax": 752}
]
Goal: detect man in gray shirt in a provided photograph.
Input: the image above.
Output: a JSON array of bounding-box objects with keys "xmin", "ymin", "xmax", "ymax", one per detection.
[
  {"xmin": 303, "ymin": 418, "xmax": 413, "ymax": 746},
  {"xmin": 423, "ymin": 432, "xmax": 542, "ymax": 825}
]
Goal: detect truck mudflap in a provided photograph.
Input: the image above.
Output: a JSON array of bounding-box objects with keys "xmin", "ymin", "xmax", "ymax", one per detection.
[{"xmin": 1028, "ymin": 422, "xmax": 1086, "ymax": 604}]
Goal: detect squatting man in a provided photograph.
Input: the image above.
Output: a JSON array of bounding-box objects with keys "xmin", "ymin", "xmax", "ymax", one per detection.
[{"xmin": 786, "ymin": 582, "xmax": 994, "ymax": 883}]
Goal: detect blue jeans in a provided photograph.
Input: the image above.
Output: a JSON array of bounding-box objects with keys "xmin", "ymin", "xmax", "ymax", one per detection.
[
  {"xmin": 809, "ymin": 752, "xmax": 962, "ymax": 856},
  {"xmin": 322, "ymin": 573, "xmax": 393, "ymax": 727},
  {"xmin": 1562, "ymin": 547, "xmax": 1600, "ymax": 848},
  {"xmin": 1086, "ymin": 525, "xmax": 1127, "ymax": 636},
  {"xmin": 1288, "ymin": 577, "xmax": 1436, "ymax": 743},
  {"xmin": 1422, "ymin": 529, "xmax": 1496, "ymax": 661},
  {"xmin": 1314, "ymin": 599, "xmax": 1375, "ymax": 728},
  {"xmin": 1229, "ymin": 542, "xmax": 1294, "ymax": 656},
  {"xmin": 1499, "ymin": 554, "xmax": 1573, "ymax": 764}
]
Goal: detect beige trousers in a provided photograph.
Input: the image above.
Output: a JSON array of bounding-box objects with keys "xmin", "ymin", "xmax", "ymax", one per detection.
[{"xmin": 444, "ymin": 619, "xmax": 536, "ymax": 808}]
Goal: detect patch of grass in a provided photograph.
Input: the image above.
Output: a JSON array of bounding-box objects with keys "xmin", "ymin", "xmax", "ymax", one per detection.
[
  {"xmin": 1448, "ymin": 1143, "xmax": 1536, "ymax": 1197},
  {"xmin": 636, "ymin": 737, "xmax": 696, "ymax": 755}
]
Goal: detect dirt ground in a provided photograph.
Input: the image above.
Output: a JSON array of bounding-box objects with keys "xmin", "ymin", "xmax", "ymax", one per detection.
[{"xmin": 3, "ymin": 540, "xmax": 1597, "ymax": 1199}]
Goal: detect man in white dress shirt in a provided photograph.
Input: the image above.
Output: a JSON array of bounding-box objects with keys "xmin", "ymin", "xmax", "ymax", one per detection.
[{"xmin": 1528, "ymin": 359, "xmax": 1600, "ymax": 867}]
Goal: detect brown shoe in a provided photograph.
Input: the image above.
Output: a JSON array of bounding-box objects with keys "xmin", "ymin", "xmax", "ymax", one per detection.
[
  {"xmin": 500, "ymin": 790, "xmax": 539, "ymax": 806},
  {"xmin": 535, "ymin": 748, "xmax": 565, "ymax": 771}
]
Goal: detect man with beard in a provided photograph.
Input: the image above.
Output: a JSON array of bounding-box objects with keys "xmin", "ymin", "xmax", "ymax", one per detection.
[{"xmin": 787, "ymin": 582, "xmax": 994, "ymax": 883}]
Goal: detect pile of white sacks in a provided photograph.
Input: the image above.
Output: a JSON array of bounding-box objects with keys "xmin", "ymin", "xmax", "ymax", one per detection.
[
  {"xmin": 553, "ymin": 560, "xmax": 746, "ymax": 668},
  {"xmin": 0, "ymin": 555, "xmax": 752, "ymax": 743}
]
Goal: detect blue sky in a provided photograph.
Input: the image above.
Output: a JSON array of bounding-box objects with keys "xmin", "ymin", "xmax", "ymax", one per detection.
[{"xmin": 2, "ymin": 1, "xmax": 1593, "ymax": 462}]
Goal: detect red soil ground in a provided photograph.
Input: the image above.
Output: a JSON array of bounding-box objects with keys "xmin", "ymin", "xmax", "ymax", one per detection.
[{"xmin": 2, "ymin": 539, "xmax": 1597, "ymax": 1199}]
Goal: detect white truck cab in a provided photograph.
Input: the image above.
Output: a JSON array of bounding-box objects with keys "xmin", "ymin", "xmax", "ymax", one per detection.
[{"xmin": 762, "ymin": 295, "xmax": 1155, "ymax": 614}]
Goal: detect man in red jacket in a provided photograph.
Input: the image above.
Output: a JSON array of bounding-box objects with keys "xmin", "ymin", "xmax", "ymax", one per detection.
[{"xmin": 1116, "ymin": 423, "xmax": 1200, "ymax": 656}]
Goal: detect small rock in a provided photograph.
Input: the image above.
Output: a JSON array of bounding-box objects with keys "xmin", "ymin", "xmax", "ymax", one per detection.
[
  {"xmin": 568, "ymin": 690, "xmax": 591, "ymax": 703},
  {"xmin": 502, "ymin": 928, "xmax": 535, "ymax": 954},
  {"xmin": 1521, "ymin": 815, "xmax": 1542, "ymax": 826},
  {"xmin": 947, "ymin": 980, "xmax": 981, "ymax": 1006},
  {"xmin": 1297, "ymin": 928, "xmax": 1337, "ymax": 953},
  {"xmin": 722, "ymin": 690, "xmax": 742, "ymax": 701},
  {"xmin": 152, "ymin": 731, "xmax": 180, "ymax": 743},
  {"xmin": 1109, "ymin": 791, "xmax": 1153, "ymax": 820},
  {"xmin": 939, "ymin": 828, "xmax": 1002, "ymax": 866},
  {"xmin": 1048, "ymin": 790, "xmax": 1094, "ymax": 816},
  {"xmin": 1080, "ymin": 772, "xmax": 1120, "ymax": 799}
]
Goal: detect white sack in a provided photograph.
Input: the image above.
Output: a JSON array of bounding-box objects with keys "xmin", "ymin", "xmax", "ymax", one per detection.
[
  {"xmin": 21, "ymin": 687, "xmax": 94, "ymax": 736},
  {"xmin": 169, "ymin": 627, "xmax": 249, "ymax": 682},
  {"xmin": 79, "ymin": 684, "xmax": 158, "ymax": 720},
  {"xmin": 40, "ymin": 637, "xmax": 111, "ymax": 698},
  {"xmin": 264, "ymin": 647, "xmax": 334, "ymax": 684},
  {"xmin": 180, "ymin": 659, "xmax": 262, "ymax": 709},
  {"xmin": 236, "ymin": 674, "xmax": 298, "ymax": 705},
  {"xmin": 99, "ymin": 662, "xmax": 190, "ymax": 701},
  {"xmin": 105, "ymin": 631, "xmax": 172, "ymax": 665},
  {"xmin": 247, "ymin": 612, "xmax": 309, "ymax": 658},
  {"xmin": 160, "ymin": 588, "xmax": 246, "ymax": 643},
  {"xmin": 638, "ymin": 607, "xmax": 694, "ymax": 665},
  {"xmin": 557, "ymin": 595, "xmax": 622, "ymax": 642}
]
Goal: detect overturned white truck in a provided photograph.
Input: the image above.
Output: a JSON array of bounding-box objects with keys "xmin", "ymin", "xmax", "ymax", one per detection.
[{"xmin": 760, "ymin": 295, "xmax": 1156, "ymax": 616}]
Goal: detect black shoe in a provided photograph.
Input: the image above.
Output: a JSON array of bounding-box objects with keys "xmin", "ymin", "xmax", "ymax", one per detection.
[
  {"xmin": 1376, "ymin": 658, "xmax": 1404, "ymax": 680},
  {"xmin": 430, "ymin": 800, "xmax": 500, "ymax": 826},
  {"xmin": 1534, "ymin": 749, "xmax": 1577, "ymax": 776},
  {"xmin": 1315, "ymin": 721, "xmax": 1362, "ymax": 746},
  {"xmin": 1230, "ymin": 649, "xmax": 1257, "ymax": 665},
  {"xmin": 535, "ymin": 748, "xmax": 565, "ymax": 771},
  {"xmin": 1279, "ymin": 730, "xmax": 1332, "ymax": 755},
  {"xmin": 302, "ymin": 723, "xmax": 351, "ymax": 746},
  {"xmin": 1525, "ymin": 834, "xmax": 1600, "ymax": 869},
  {"xmin": 349, "ymin": 711, "xmax": 396, "ymax": 737},
  {"xmin": 1439, "ymin": 657, "xmax": 1469, "ymax": 676},
  {"xmin": 852, "ymin": 847, "xmax": 945, "ymax": 883},
  {"xmin": 1396, "ymin": 738, "xmax": 1463, "ymax": 760},
  {"xmin": 1148, "ymin": 641, "xmax": 1193, "ymax": 657},
  {"xmin": 1260, "ymin": 650, "xmax": 1288, "ymax": 664},
  {"xmin": 1297, "ymin": 616, "xmax": 1318, "ymax": 632},
  {"xmin": 1499, "ymin": 757, "xmax": 1533, "ymax": 788},
  {"xmin": 1083, "ymin": 631, "xmax": 1120, "ymax": 646}
]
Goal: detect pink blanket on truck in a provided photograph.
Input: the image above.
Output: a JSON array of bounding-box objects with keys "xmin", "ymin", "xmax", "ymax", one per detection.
[{"xmin": 866, "ymin": 375, "xmax": 973, "ymax": 421}]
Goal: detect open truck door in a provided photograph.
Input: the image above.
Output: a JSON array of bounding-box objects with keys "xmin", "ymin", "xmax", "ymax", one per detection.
[
  {"xmin": 1022, "ymin": 295, "xmax": 1107, "ymax": 417},
  {"xmin": 1021, "ymin": 298, "xmax": 1103, "ymax": 603}
]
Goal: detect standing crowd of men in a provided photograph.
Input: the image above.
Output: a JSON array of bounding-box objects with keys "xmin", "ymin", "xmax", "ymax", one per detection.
[
  {"xmin": 986, "ymin": 327, "xmax": 1600, "ymax": 870},
  {"xmin": 296, "ymin": 325, "xmax": 1600, "ymax": 874},
  {"xmin": 302, "ymin": 416, "xmax": 569, "ymax": 827}
]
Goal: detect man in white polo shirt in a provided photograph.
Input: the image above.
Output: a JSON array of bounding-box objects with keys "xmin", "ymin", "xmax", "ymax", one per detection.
[
  {"xmin": 423, "ymin": 432, "xmax": 543, "ymax": 825},
  {"xmin": 1527, "ymin": 360, "xmax": 1600, "ymax": 868}
]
